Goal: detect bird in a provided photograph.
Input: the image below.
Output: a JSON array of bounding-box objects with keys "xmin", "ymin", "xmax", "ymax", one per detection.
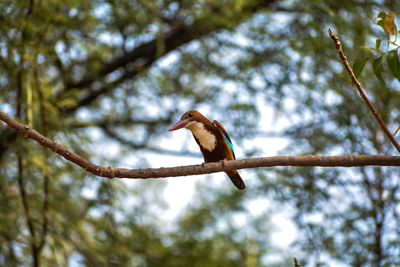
[{"xmin": 168, "ymin": 110, "xmax": 246, "ymax": 190}]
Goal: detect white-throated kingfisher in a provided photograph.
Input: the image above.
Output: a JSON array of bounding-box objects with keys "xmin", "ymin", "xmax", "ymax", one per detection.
[{"xmin": 168, "ymin": 110, "xmax": 246, "ymax": 190}]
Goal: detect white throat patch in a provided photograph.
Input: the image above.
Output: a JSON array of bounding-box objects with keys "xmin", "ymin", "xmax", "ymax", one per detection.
[{"xmin": 185, "ymin": 121, "xmax": 216, "ymax": 151}]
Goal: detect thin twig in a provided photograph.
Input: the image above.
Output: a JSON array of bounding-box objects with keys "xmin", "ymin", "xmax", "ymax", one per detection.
[
  {"xmin": 328, "ymin": 29, "xmax": 400, "ymax": 153},
  {"xmin": 16, "ymin": 158, "xmax": 40, "ymax": 267},
  {"xmin": 393, "ymin": 126, "xmax": 400, "ymax": 136},
  {"xmin": 2, "ymin": 110, "xmax": 400, "ymax": 179},
  {"xmin": 16, "ymin": 159, "xmax": 36, "ymax": 240}
]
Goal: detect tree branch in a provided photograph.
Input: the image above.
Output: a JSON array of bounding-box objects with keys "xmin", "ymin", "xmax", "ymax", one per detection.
[
  {"xmin": 2, "ymin": 110, "xmax": 400, "ymax": 180},
  {"xmin": 16, "ymin": 158, "xmax": 37, "ymax": 242},
  {"xmin": 328, "ymin": 29, "xmax": 400, "ymax": 153}
]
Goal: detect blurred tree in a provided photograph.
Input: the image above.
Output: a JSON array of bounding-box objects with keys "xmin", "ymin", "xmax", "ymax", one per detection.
[{"xmin": 1, "ymin": 0, "xmax": 400, "ymax": 266}]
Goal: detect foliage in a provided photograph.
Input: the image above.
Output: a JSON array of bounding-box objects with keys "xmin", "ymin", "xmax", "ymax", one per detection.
[
  {"xmin": 355, "ymin": 11, "xmax": 400, "ymax": 83},
  {"xmin": 1, "ymin": 0, "xmax": 400, "ymax": 266}
]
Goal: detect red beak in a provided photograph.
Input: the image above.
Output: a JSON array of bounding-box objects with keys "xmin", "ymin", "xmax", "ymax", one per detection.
[{"xmin": 168, "ymin": 118, "xmax": 190, "ymax": 131}]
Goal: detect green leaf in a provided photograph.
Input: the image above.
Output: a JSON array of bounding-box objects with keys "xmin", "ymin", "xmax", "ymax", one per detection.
[
  {"xmin": 386, "ymin": 49, "xmax": 400, "ymax": 82},
  {"xmin": 372, "ymin": 56, "xmax": 385, "ymax": 84},
  {"xmin": 352, "ymin": 57, "xmax": 369, "ymax": 78},
  {"xmin": 377, "ymin": 19, "xmax": 384, "ymax": 27},
  {"xmin": 377, "ymin": 11, "xmax": 387, "ymax": 20},
  {"xmin": 377, "ymin": 19, "xmax": 390, "ymax": 39},
  {"xmin": 360, "ymin": 45, "xmax": 373, "ymax": 50},
  {"xmin": 234, "ymin": 0, "xmax": 244, "ymax": 11},
  {"xmin": 57, "ymin": 97, "xmax": 78, "ymax": 108}
]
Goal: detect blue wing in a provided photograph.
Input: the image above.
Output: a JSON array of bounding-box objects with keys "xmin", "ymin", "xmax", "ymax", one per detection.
[
  {"xmin": 223, "ymin": 135, "xmax": 236, "ymax": 160},
  {"xmin": 213, "ymin": 120, "xmax": 236, "ymax": 160}
]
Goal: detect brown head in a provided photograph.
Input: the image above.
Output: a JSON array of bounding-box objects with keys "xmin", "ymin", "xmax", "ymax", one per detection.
[{"xmin": 168, "ymin": 110, "xmax": 210, "ymax": 131}]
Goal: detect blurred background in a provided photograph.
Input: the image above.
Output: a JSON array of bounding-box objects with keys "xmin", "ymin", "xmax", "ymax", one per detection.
[{"xmin": 1, "ymin": 0, "xmax": 400, "ymax": 266}]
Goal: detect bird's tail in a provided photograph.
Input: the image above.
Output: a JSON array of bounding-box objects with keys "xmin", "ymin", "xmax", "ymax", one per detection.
[{"xmin": 226, "ymin": 170, "xmax": 246, "ymax": 190}]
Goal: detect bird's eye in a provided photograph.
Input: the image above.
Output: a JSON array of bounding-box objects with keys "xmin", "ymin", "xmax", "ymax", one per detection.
[{"xmin": 188, "ymin": 113, "xmax": 193, "ymax": 117}]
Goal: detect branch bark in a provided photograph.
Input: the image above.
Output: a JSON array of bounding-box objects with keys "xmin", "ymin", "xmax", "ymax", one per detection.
[
  {"xmin": 2, "ymin": 110, "xmax": 400, "ymax": 180},
  {"xmin": 328, "ymin": 29, "xmax": 400, "ymax": 153}
]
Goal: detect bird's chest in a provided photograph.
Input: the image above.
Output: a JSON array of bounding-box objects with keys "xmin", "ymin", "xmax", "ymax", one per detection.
[
  {"xmin": 187, "ymin": 122, "xmax": 217, "ymax": 152},
  {"xmin": 186, "ymin": 121, "xmax": 229, "ymax": 162}
]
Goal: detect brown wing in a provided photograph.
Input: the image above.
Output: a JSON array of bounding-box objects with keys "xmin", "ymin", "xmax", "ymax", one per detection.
[
  {"xmin": 213, "ymin": 120, "xmax": 235, "ymax": 160},
  {"xmin": 213, "ymin": 120, "xmax": 232, "ymax": 143}
]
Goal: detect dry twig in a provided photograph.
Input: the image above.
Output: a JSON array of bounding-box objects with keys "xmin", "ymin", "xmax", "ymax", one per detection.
[{"xmin": 328, "ymin": 29, "xmax": 400, "ymax": 153}]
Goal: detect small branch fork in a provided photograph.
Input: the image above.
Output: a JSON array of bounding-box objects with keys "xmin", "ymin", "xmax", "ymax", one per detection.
[
  {"xmin": 2, "ymin": 110, "xmax": 400, "ymax": 180},
  {"xmin": 328, "ymin": 29, "xmax": 400, "ymax": 153}
]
